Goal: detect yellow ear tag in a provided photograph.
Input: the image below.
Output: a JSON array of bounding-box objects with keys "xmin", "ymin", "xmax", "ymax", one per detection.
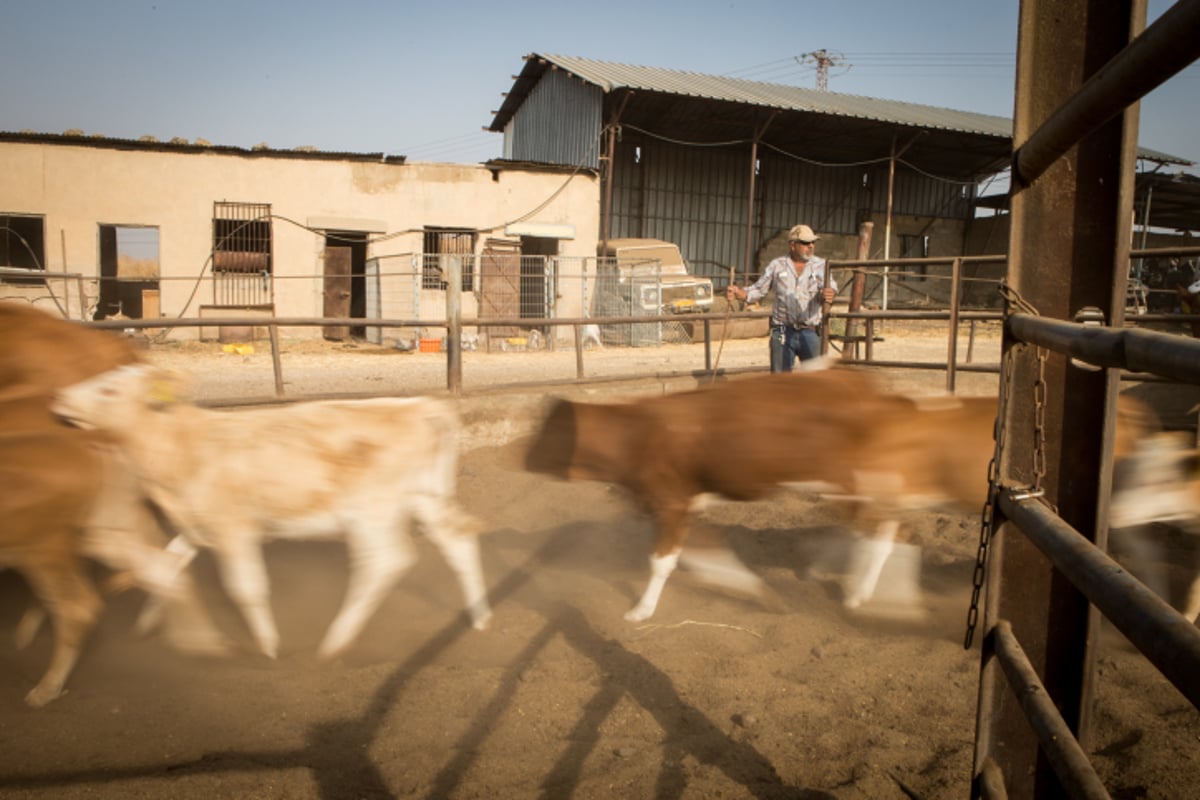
[{"xmin": 149, "ymin": 378, "xmax": 176, "ymax": 405}]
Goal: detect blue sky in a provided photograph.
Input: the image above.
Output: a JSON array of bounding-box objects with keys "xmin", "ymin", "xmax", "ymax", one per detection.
[{"xmin": 2, "ymin": 0, "xmax": 1196, "ymax": 174}]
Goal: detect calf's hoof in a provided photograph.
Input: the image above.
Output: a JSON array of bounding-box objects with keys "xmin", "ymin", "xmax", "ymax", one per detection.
[
  {"xmin": 25, "ymin": 682, "xmax": 65, "ymax": 708},
  {"xmin": 624, "ymin": 606, "xmax": 654, "ymax": 623},
  {"xmin": 845, "ymin": 598, "xmax": 930, "ymax": 623},
  {"xmin": 469, "ymin": 607, "xmax": 493, "ymax": 631}
]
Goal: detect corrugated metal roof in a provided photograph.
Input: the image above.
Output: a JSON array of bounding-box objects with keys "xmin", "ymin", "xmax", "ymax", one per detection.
[
  {"xmin": 490, "ymin": 53, "xmax": 1191, "ymax": 169},
  {"xmin": 534, "ymin": 53, "xmax": 1013, "ymax": 138},
  {"xmin": 492, "ymin": 53, "xmax": 1012, "ymax": 140}
]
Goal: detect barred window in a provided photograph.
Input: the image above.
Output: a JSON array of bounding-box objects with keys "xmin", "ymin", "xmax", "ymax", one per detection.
[
  {"xmin": 422, "ymin": 228, "xmax": 476, "ymax": 291},
  {"xmin": 212, "ymin": 202, "xmax": 273, "ymax": 305}
]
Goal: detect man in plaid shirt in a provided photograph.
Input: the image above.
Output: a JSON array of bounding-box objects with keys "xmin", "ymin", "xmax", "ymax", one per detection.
[{"xmin": 726, "ymin": 224, "xmax": 837, "ymax": 372}]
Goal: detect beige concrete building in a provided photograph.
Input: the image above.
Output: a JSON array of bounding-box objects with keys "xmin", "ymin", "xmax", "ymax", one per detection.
[{"xmin": 0, "ymin": 134, "xmax": 600, "ymax": 342}]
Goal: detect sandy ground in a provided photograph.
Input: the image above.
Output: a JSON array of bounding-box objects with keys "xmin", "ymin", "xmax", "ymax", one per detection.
[{"xmin": 1, "ymin": 324, "xmax": 1197, "ymax": 799}]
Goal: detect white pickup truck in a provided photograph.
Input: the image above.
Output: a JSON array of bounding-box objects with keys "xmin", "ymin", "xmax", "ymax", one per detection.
[{"xmin": 594, "ymin": 238, "xmax": 714, "ymax": 318}]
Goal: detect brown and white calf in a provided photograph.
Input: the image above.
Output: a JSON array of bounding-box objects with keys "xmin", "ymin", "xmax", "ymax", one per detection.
[
  {"xmin": 524, "ymin": 367, "xmax": 1158, "ymax": 622},
  {"xmin": 1, "ymin": 303, "xmax": 222, "ymax": 706},
  {"xmin": 1, "ymin": 397, "xmax": 111, "ymax": 706},
  {"xmin": 53, "ymin": 364, "xmax": 491, "ymax": 660}
]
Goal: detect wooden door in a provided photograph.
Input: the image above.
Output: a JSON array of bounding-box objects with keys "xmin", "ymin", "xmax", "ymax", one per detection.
[{"xmin": 323, "ymin": 246, "xmax": 352, "ymax": 340}]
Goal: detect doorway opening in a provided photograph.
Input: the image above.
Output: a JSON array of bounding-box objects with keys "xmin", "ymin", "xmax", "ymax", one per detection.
[
  {"xmin": 322, "ymin": 230, "xmax": 367, "ymax": 340},
  {"xmin": 97, "ymin": 224, "xmax": 160, "ymax": 319}
]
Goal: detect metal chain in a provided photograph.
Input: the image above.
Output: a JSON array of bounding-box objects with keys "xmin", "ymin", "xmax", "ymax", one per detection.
[
  {"xmin": 964, "ymin": 279, "xmax": 1048, "ymax": 649},
  {"xmin": 1032, "ymin": 345, "xmax": 1049, "ymax": 493},
  {"xmin": 964, "ymin": 344, "xmax": 1011, "ymax": 649}
]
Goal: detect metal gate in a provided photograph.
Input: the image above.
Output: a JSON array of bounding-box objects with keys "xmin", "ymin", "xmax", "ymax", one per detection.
[
  {"xmin": 478, "ymin": 239, "xmax": 521, "ymax": 338},
  {"xmin": 971, "ymin": 2, "xmax": 1200, "ymax": 797}
]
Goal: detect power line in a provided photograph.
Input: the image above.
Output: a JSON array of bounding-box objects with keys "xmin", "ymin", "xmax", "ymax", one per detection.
[{"xmin": 724, "ymin": 51, "xmax": 1015, "ymax": 86}]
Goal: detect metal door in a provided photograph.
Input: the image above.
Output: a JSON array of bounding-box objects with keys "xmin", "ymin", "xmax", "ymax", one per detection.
[{"xmin": 323, "ymin": 246, "xmax": 352, "ymax": 341}]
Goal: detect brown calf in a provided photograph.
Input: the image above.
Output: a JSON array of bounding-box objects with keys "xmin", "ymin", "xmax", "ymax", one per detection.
[
  {"xmin": 525, "ymin": 367, "xmax": 1158, "ymax": 622},
  {"xmin": 1, "ymin": 302, "xmax": 222, "ymax": 706}
]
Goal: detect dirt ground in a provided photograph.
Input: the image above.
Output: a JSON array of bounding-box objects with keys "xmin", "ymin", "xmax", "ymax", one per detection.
[{"xmin": 1, "ymin": 327, "xmax": 1197, "ymax": 799}]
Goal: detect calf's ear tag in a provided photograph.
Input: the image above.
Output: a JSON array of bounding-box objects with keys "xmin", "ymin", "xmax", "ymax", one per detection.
[{"xmin": 149, "ymin": 377, "xmax": 176, "ymax": 405}]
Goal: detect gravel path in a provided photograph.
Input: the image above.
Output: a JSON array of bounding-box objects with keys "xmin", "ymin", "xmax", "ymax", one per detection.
[{"xmin": 139, "ymin": 322, "xmax": 1003, "ymax": 409}]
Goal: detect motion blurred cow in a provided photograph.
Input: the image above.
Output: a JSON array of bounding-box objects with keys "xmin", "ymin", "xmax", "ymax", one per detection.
[
  {"xmin": 1110, "ymin": 429, "xmax": 1200, "ymax": 620},
  {"xmin": 0, "ymin": 302, "xmax": 222, "ymax": 706},
  {"xmin": 1174, "ymin": 278, "xmax": 1200, "ymax": 338},
  {"xmin": 524, "ymin": 366, "xmax": 1160, "ymax": 623},
  {"xmin": 53, "ymin": 363, "xmax": 492, "ymax": 660}
]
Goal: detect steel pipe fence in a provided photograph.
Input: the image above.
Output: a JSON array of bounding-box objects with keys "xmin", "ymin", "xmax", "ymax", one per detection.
[
  {"xmin": 7, "ymin": 247, "xmax": 1199, "ymax": 402},
  {"xmin": 998, "ymin": 486, "xmax": 1200, "ymax": 711},
  {"xmin": 973, "ymin": 2, "xmax": 1200, "ymax": 798}
]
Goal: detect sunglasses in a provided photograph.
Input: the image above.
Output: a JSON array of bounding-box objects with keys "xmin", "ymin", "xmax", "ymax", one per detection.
[{"xmin": 791, "ymin": 239, "xmax": 815, "ymax": 245}]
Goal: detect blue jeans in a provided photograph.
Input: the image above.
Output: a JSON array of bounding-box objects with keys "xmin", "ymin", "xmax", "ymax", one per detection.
[{"xmin": 769, "ymin": 325, "xmax": 821, "ymax": 372}]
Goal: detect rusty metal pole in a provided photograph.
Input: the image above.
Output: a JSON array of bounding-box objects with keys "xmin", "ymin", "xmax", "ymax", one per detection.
[
  {"xmin": 946, "ymin": 257, "xmax": 962, "ymax": 393},
  {"xmin": 973, "ymin": 1, "xmax": 1146, "ymax": 797},
  {"xmin": 574, "ymin": 323, "xmax": 585, "ymax": 379},
  {"xmin": 599, "ymin": 92, "xmax": 630, "ymax": 257},
  {"xmin": 600, "ymin": 123, "xmax": 617, "ymax": 252},
  {"xmin": 742, "ymin": 114, "xmax": 776, "ymax": 288},
  {"xmin": 742, "ymin": 141, "xmax": 759, "ymax": 290},
  {"xmin": 842, "ymin": 221, "xmax": 873, "ymax": 359},
  {"xmin": 883, "ymin": 139, "xmax": 896, "ymax": 310},
  {"xmin": 268, "ymin": 324, "xmax": 285, "ymax": 397},
  {"xmin": 445, "ymin": 257, "xmax": 462, "ymax": 395}
]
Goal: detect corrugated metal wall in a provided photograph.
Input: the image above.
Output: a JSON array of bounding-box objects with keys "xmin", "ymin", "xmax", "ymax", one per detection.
[
  {"xmin": 758, "ymin": 155, "xmax": 867, "ymax": 242},
  {"xmin": 880, "ymin": 163, "xmax": 973, "ymax": 219},
  {"xmin": 610, "ymin": 137, "xmax": 750, "ymax": 276},
  {"xmin": 501, "ymin": 72, "xmax": 977, "ymax": 275},
  {"xmin": 609, "ymin": 137, "xmax": 975, "ymax": 276},
  {"xmin": 504, "ymin": 70, "xmax": 603, "ymax": 168}
]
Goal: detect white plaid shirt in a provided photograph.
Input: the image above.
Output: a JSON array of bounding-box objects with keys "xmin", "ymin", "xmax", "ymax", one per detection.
[{"xmin": 744, "ymin": 255, "xmax": 834, "ymax": 328}]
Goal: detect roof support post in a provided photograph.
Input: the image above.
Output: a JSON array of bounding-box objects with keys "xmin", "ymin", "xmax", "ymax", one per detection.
[
  {"xmin": 881, "ymin": 133, "xmax": 923, "ymax": 311},
  {"xmin": 599, "ymin": 91, "xmax": 632, "ymax": 257},
  {"xmin": 741, "ymin": 113, "xmax": 777, "ymax": 284}
]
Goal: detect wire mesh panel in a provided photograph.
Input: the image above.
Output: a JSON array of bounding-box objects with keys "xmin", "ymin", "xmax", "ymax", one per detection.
[
  {"xmin": 364, "ymin": 254, "xmax": 421, "ymax": 320},
  {"xmin": 518, "ymin": 255, "xmax": 553, "ymax": 327},
  {"xmin": 212, "ymin": 202, "xmax": 272, "ymax": 306},
  {"xmin": 591, "ymin": 254, "xmax": 694, "ymax": 347}
]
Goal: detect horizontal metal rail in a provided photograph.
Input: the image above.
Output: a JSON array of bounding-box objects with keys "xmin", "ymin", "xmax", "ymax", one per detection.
[
  {"xmin": 829, "ymin": 255, "xmax": 1007, "ymax": 269},
  {"xmin": 840, "ymin": 310, "xmax": 1002, "ymax": 321},
  {"xmin": 998, "ymin": 491, "xmax": 1200, "ymax": 710},
  {"xmin": 1129, "ymin": 246, "xmax": 1200, "ymax": 260},
  {"xmin": 1130, "ymin": 313, "xmax": 1200, "ymax": 326},
  {"xmin": 990, "ymin": 620, "xmax": 1111, "ymax": 800},
  {"xmin": 837, "ymin": 358, "xmax": 1000, "ymax": 374},
  {"xmin": 1008, "ymin": 313, "xmax": 1200, "ymax": 383},
  {"xmin": 1013, "ymin": 0, "xmax": 1200, "ymax": 187}
]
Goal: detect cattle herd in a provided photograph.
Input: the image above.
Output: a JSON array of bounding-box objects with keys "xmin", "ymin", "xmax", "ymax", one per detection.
[{"xmin": 2, "ymin": 300, "xmax": 1198, "ymax": 710}]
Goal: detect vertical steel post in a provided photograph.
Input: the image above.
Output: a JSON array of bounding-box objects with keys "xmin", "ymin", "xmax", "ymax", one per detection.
[
  {"xmin": 842, "ymin": 221, "xmax": 873, "ymax": 358},
  {"xmin": 883, "ymin": 140, "xmax": 895, "ymax": 310},
  {"xmin": 268, "ymin": 324, "xmax": 285, "ymax": 397},
  {"xmin": 946, "ymin": 258, "xmax": 962, "ymax": 393},
  {"xmin": 445, "ymin": 256, "xmax": 463, "ymax": 395},
  {"xmin": 742, "ymin": 114, "xmax": 776, "ymax": 286},
  {"xmin": 973, "ymin": 1, "xmax": 1146, "ymax": 797}
]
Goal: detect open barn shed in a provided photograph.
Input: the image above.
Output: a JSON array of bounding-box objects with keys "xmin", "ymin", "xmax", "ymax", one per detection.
[{"xmin": 489, "ymin": 53, "xmax": 1194, "ymax": 306}]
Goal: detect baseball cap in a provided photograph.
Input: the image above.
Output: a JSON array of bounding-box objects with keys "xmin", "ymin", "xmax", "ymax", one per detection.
[{"xmin": 788, "ymin": 224, "xmax": 819, "ymax": 243}]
